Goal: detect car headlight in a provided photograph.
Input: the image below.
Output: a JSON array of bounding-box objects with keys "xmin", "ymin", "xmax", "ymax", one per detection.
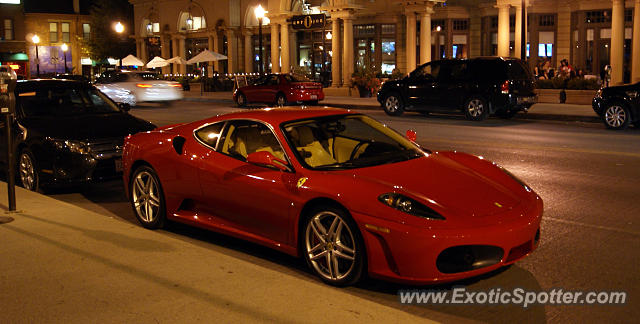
[
  {"xmin": 625, "ymin": 90, "xmax": 638, "ymax": 99},
  {"xmin": 378, "ymin": 193, "xmax": 445, "ymax": 220},
  {"xmin": 595, "ymin": 89, "xmax": 602, "ymax": 98},
  {"xmin": 500, "ymin": 167, "xmax": 531, "ymax": 192},
  {"xmin": 50, "ymin": 138, "xmax": 89, "ymax": 154}
]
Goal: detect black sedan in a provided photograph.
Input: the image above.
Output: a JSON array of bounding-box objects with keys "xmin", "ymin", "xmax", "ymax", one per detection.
[
  {"xmin": 592, "ymin": 82, "xmax": 640, "ymax": 130},
  {"xmin": 2, "ymin": 79, "xmax": 155, "ymax": 191}
]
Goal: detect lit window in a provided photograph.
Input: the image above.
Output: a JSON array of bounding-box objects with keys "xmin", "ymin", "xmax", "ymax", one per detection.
[
  {"xmin": 49, "ymin": 22, "xmax": 58, "ymax": 42},
  {"xmin": 153, "ymin": 23, "xmax": 160, "ymax": 33},
  {"xmin": 61, "ymin": 22, "xmax": 70, "ymax": 43},
  {"xmin": 82, "ymin": 23, "xmax": 90, "ymax": 39},
  {"xmin": 3, "ymin": 19, "xmax": 13, "ymax": 40}
]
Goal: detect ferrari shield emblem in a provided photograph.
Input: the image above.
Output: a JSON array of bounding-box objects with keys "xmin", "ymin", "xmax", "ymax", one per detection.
[{"xmin": 297, "ymin": 177, "xmax": 308, "ymax": 188}]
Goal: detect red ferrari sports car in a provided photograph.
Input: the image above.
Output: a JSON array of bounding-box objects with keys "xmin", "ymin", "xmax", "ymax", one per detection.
[
  {"xmin": 233, "ymin": 74, "xmax": 324, "ymax": 107},
  {"xmin": 122, "ymin": 108, "xmax": 543, "ymax": 286}
]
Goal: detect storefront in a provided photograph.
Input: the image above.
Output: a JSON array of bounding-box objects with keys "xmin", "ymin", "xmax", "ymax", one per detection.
[{"xmin": 0, "ymin": 53, "xmax": 28, "ymax": 78}]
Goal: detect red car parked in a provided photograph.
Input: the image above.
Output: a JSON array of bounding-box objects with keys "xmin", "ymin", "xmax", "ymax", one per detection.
[
  {"xmin": 233, "ymin": 74, "xmax": 324, "ymax": 107},
  {"xmin": 122, "ymin": 108, "xmax": 543, "ymax": 286}
]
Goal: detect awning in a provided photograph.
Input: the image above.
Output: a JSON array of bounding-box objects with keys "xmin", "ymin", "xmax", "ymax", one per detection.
[{"xmin": 0, "ymin": 53, "xmax": 29, "ymax": 62}]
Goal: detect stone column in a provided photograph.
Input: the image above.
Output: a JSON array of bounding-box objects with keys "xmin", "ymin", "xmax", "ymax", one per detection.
[
  {"xmin": 342, "ymin": 17, "xmax": 354, "ymax": 86},
  {"xmin": 280, "ymin": 22, "xmax": 290, "ymax": 73},
  {"xmin": 212, "ymin": 32, "xmax": 220, "ymax": 72},
  {"xmin": 244, "ymin": 31, "xmax": 253, "ymax": 73},
  {"xmin": 633, "ymin": 0, "xmax": 640, "ymax": 82},
  {"xmin": 419, "ymin": 10, "xmax": 432, "ymax": 64},
  {"xmin": 497, "ymin": 3, "xmax": 510, "ymax": 57},
  {"xmin": 160, "ymin": 35, "xmax": 171, "ymax": 75},
  {"xmin": 208, "ymin": 33, "xmax": 215, "ymax": 75},
  {"xmin": 331, "ymin": 18, "xmax": 342, "ymax": 87},
  {"xmin": 611, "ymin": 0, "xmax": 625, "ymax": 85},
  {"xmin": 270, "ymin": 23, "xmax": 280, "ymax": 73},
  {"xmin": 140, "ymin": 40, "xmax": 148, "ymax": 65},
  {"xmin": 515, "ymin": 4, "xmax": 523, "ymax": 59},
  {"xmin": 406, "ymin": 12, "xmax": 417, "ymax": 72},
  {"xmin": 556, "ymin": 4, "xmax": 571, "ymax": 68},
  {"xmin": 227, "ymin": 29, "xmax": 236, "ymax": 74},
  {"xmin": 289, "ymin": 30, "xmax": 297, "ymax": 71},
  {"xmin": 178, "ymin": 36, "xmax": 186, "ymax": 75},
  {"xmin": 171, "ymin": 36, "xmax": 179, "ymax": 74}
]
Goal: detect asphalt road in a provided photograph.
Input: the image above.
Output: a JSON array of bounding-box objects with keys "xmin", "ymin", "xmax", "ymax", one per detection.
[{"xmin": 49, "ymin": 101, "xmax": 640, "ymax": 323}]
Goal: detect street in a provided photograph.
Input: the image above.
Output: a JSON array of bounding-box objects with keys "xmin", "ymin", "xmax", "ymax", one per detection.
[{"xmin": 48, "ymin": 101, "xmax": 639, "ymax": 323}]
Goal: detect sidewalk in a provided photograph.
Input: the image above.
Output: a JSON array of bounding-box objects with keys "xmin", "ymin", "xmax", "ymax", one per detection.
[
  {"xmin": 181, "ymin": 87, "xmax": 600, "ymax": 123},
  {"xmin": 0, "ymin": 184, "xmax": 458, "ymax": 323}
]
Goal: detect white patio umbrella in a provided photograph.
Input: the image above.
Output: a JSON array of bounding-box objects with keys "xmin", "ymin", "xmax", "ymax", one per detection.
[
  {"xmin": 167, "ymin": 56, "xmax": 188, "ymax": 65},
  {"xmin": 186, "ymin": 50, "xmax": 227, "ymax": 64},
  {"xmin": 146, "ymin": 56, "xmax": 168, "ymax": 68},
  {"xmin": 120, "ymin": 54, "xmax": 145, "ymax": 66}
]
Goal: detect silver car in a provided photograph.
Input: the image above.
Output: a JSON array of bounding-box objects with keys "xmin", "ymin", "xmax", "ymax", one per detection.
[{"xmin": 95, "ymin": 71, "xmax": 183, "ymax": 106}]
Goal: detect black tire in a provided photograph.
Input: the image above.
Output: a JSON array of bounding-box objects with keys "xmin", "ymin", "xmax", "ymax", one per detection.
[
  {"xmin": 129, "ymin": 165, "xmax": 166, "ymax": 229},
  {"xmin": 464, "ymin": 97, "xmax": 489, "ymax": 121},
  {"xmin": 301, "ymin": 205, "xmax": 365, "ymax": 286},
  {"xmin": 18, "ymin": 149, "xmax": 39, "ymax": 192},
  {"xmin": 382, "ymin": 93, "xmax": 404, "ymax": 116},
  {"xmin": 603, "ymin": 102, "xmax": 630, "ymax": 130},
  {"xmin": 236, "ymin": 92, "xmax": 247, "ymax": 107},
  {"xmin": 275, "ymin": 93, "xmax": 287, "ymax": 107}
]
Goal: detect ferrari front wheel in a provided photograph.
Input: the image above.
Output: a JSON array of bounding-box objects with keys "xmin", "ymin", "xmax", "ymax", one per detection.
[
  {"xmin": 303, "ymin": 207, "xmax": 365, "ymax": 286},
  {"xmin": 130, "ymin": 165, "xmax": 166, "ymax": 229}
]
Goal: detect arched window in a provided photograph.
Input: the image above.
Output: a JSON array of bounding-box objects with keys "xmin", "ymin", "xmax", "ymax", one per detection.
[
  {"xmin": 178, "ymin": 11, "xmax": 207, "ymax": 31},
  {"xmin": 141, "ymin": 18, "xmax": 160, "ymax": 36}
]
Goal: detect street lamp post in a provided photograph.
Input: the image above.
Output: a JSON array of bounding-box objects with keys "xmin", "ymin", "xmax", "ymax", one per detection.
[
  {"xmin": 520, "ymin": 0, "xmax": 527, "ymax": 62},
  {"xmin": 61, "ymin": 43, "xmax": 69, "ymax": 74},
  {"xmin": 32, "ymin": 34, "xmax": 40, "ymax": 77},
  {"xmin": 114, "ymin": 21, "xmax": 125, "ymax": 69},
  {"xmin": 255, "ymin": 5, "xmax": 266, "ymax": 75}
]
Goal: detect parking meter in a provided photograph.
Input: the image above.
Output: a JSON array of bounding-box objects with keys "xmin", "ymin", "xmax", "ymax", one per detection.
[{"xmin": 0, "ymin": 66, "xmax": 18, "ymax": 211}]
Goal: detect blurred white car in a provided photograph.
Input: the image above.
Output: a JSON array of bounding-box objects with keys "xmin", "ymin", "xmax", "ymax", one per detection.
[{"xmin": 95, "ymin": 70, "xmax": 183, "ymax": 106}]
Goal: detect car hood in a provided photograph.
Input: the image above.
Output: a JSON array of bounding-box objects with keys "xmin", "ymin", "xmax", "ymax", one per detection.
[
  {"xmin": 20, "ymin": 113, "xmax": 156, "ymax": 141},
  {"xmin": 334, "ymin": 152, "xmax": 523, "ymax": 219}
]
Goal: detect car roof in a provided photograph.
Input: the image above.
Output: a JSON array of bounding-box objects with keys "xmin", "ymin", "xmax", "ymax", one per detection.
[
  {"xmin": 16, "ymin": 79, "xmax": 90, "ymax": 90},
  {"xmin": 198, "ymin": 107, "xmax": 358, "ymax": 126}
]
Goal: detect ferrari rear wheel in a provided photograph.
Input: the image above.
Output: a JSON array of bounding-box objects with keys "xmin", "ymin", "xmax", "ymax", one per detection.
[
  {"xmin": 130, "ymin": 165, "xmax": 166, "ymax": 229},
  {"xmin": 275, "ymin": 94, "xmax": 287, "ymax": 107},
  {"xmin": 303, "ymin": 207, "xmax": 364, "ymax": 286},
  {"xmin": 236, "ymin": 92, "xmax": 247, "ymax": 107}
]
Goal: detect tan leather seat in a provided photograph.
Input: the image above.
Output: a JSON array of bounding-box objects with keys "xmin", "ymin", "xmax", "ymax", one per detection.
[{"xmin": 289, "ymin": 126, "xmax": 336, "ymax": 167}]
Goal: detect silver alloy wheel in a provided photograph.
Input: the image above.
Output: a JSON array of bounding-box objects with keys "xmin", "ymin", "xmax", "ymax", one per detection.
[
  {"xmin": 305, "ymin": 211, "xmax": 356, "ymax": 281},
  {"xmin": 132, "ymin": 170, "xmax": 161, "ymax": 223},
  {"xmin": 276, "ymin": 95, "xmax": 286, "ymax": 107},
  {"xmin": 19, "ymin": 153, "xmax": 36, "ymax": 190},
  {"xmin": 605, "ymin": 105, "xmax": 626, "ymax": 128},
  {"xmin": 237, "ymin": 94, "xmax": 245, "ymax": 106},
  {"xmin": 467, "ymin": 99, "xmax": 484, "ymax": 117},
  {"xmin": 385, "ymin": 96, "xmax": 399, "ymax": 112}
]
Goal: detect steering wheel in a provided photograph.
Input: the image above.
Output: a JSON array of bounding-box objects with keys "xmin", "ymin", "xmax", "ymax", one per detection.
[{"xmin": 349, "ymin": 141, "xmax": 371, "ymax": 161}]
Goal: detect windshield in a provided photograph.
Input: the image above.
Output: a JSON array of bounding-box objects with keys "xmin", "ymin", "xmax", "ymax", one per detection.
[
  {"xmin": 18, "ymin": 86, "xmax": 121, "ymax": 117},
  {"xmin": 283, "ymin": 74, "xmax": 311, "ymax": 82},
  {"xmin": 282, "ymin": 115, "xmax": 424, "ymax": 170}
]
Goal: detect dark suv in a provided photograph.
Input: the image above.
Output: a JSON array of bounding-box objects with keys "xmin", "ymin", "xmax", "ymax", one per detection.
[
  {"xmin": 377, "ymin": 57, "xmax": 537, "ymax": 120},
  {"xmin": 592, "ymin": 82, "xmax": 640, "ymax": 130}
]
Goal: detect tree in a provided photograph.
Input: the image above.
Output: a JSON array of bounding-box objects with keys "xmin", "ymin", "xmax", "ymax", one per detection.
[{"xmin": 84, "ymin": 0, "xmax": 135, "ymax": 63}]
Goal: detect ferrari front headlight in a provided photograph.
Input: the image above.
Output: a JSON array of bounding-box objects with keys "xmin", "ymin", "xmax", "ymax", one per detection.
[{"xmin": 378, "ymin": 193, "xmax": 445, "ymax": 220}]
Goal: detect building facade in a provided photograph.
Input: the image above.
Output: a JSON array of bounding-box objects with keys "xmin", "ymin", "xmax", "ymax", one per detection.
[
  {"xmin": 130, "ymin": 0, "xmax": 640, "ymax": 92},
  {"xmin": 0, "ymin": 0, "xmax": 92, "ymax": 79}
]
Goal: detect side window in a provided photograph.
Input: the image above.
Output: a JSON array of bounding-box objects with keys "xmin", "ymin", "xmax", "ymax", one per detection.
[
  {"xmin": 265, "ymin": 75, "xmax": 279, "ymax": 86},
  {"xmin": 412, "ymin": 62, "xmax": 440, "ymax": 80},
  {"xmin": 440, "ymin": 62, "xmax": 468, "ymax": 82},
  {"xmin": 219, "ymin": 120, "xmax": 285, "ymax": 162},
  {"xmin": 194, "ymin": 122, "xmax": 225, "ymax": 148}
]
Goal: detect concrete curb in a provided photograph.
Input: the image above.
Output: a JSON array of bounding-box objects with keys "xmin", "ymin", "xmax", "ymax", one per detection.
[{"xmin": 183, "ymin": 97, "xmax": 601, "ymax": 123}]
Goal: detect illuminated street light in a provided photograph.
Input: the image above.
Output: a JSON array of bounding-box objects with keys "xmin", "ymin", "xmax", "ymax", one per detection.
[
  {"xmin": 114, "ymin": 21, "xmax": 124, "ymax": 33},
  {"xmin": 255, "ymin": 4, "xmax": 266, "ymax": 74},
  {"xmin": 326, "ymin": 31, "xmax": 332, "ymax": 40},
  {"xmin": 61, "ymin": 43, "xmax": 69, "ymax": 73},
  {"xmin": 32, "ymin": 34, "xmax": 40, "ymax": 77}
]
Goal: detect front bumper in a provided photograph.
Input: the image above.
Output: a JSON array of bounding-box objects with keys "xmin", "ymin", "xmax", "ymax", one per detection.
[{"xmin": 355, "ymin": 196, "xmax": 543, "ymax": 285}]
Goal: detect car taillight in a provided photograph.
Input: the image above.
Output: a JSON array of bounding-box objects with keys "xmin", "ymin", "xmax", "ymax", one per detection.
[
  {"xmin": 136, "ymin": 84, "xmax": 152, "ymax": 88},
  {"xmin": 501, "ymin": 80, "xmax": 509, "ymax": 94},
  {"xmin": 169, "ymin": 84, "xmax": 182, "ymax": 88}
]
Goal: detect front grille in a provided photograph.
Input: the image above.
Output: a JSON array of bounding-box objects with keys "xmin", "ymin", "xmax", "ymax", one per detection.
[
  {"xmin": 436, "ymin": 245, "xmax": 504, "ymax": 274},
  {"xmin": 88, "ymin": 138, "xmax": 123, "ymax": 160}
]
